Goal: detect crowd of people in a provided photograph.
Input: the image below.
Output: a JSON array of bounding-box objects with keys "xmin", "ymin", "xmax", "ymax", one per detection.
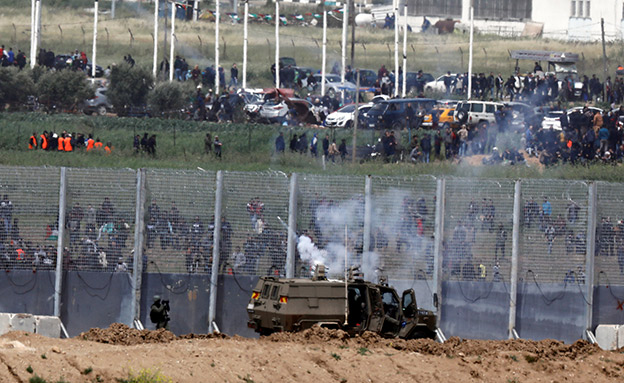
[{"xmin": 28, "ymin": 131, "xmax": 112, "ymax": 153}]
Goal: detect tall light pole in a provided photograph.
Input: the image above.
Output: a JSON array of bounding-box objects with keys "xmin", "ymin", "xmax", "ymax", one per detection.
[
  {"xmin": 242, "ymin": 0, "xmax": 249, "ymax": 89},
  {"xmin": 341, "ymin": 1, "xmax": 348, "ymax": 100},
  {"xmin": 92, "ymin": 0, "xmax": 98, "ymax": 79},
  {"xmin": 321, "ymin": 10, "xmax": 327, "ymax": 96},
  {"xmin": 401, "ymin": 1, "xmax": 407, "ymax": 97},
  {"xmin": 275, "ymin": 0, "xmax": 280, "ymax": 88},
  {"xmin": 32, "ymin": 0, "xmax": 41, "ymax": 69},
  {"xmin": 467, "ymin": 0, "xmax": 474, "ymax": 99},
  {"xmin": 393, "ymin": 0, "xmax": 399, "ymax": 97},
  {"xmin": 215, "ymin": 0, "xmax": 221, "ymax": 93},
  {"xmin": 169, "ymin": 1, "xmax": 175, "ymax": 82},
  {"xmin": 153, "ymin": 0, "xmax": 159, "ymax": 79},
  {"xmin": 30, "ymin": 0, "xmax": 35, "ymax": 68}
]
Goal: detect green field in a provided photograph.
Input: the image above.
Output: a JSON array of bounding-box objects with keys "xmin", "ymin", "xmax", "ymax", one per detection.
[{"xmin": 3, "ymin": 112, "xmax": 624, "ymax": 182}]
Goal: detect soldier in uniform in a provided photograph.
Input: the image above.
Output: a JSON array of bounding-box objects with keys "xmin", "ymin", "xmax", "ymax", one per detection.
[{"xmin": 150, "ymin": 295, "xmax": 170, "ymax": 330}]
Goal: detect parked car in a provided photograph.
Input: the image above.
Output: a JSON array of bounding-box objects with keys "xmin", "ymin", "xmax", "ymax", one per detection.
[
  {"xmin": 324, "ymin": 103, "xmax": 373, "ymax": 128},
  {"xmin": 540, "ymin": 106, "xmax": 603, "ymax": 131},
  {"xmin": 364, "ymin": 98, "xmax": 436, "ymax": 130},
  {"xmin": 453, "ymin": 100, "xmax": 504, "ymax": 127},
  {"xmin": 405, "ymin": 72, "xmax": 434, "ymax": 93},
  {"xmin": 355, "ymin": 69, "xmax": 378, "ymax": 87},
  {"xmin": 54, "ymin": 54, "xmax": 103, "ymax": 77},
  {"xmin": 279, "ymin": 57, "xmax": 297, "ymax": 67},
  {"xmin": 425, "ymin": 74, "xmax": 458, "ymax": 93},
  {"xmin": 312, "ymin": 74, "xmax": 357, "ymax": 97},
  {"xmin": 83, "ymin": 87, "xmax": 111, "ymax": 116}
]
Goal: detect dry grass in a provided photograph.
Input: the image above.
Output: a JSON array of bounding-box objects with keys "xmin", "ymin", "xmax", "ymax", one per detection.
[{"xmin": 0, "ymin": 2, "xmax": 621, "ymax": 86}]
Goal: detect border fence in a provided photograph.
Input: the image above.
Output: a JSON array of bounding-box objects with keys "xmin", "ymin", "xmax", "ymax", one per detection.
[{"xmin": 1, "ymin": 165, "xmax": 624, "ymax": 342}]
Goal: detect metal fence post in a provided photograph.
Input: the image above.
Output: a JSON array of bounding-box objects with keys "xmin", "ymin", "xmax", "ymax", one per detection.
[
  {"xmin": 54, "ymin": 167, "xmax": 67, "ymax": 318},
  {"xmin": 584, "ymin": 182, "xmax": 597, "ymax": 337},
  {"xmin": 362, "ymin": 175, "xmax": 372, "ymax": 253},
  {"xmin": 508, "ymin": 179, "xmax": 521, "ymax": 339},
  {"xmin": 432, "ymin": 178, "xmax": 445, "ymax": 324},
  {"xmin": 131, "ymin": 169, "xmax": 146, "ymax": 323},
  {"xmin": 285, "ymin": 173, "xmax": 298, "ymax": 278},
  {"xmin": 208, "ymin": 170, "xmax": 224, "ymax": 333}
]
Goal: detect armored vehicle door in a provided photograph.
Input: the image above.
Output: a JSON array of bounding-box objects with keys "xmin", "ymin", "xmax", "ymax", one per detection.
[
  {"xmin": 365, "ymin": 286, "xmax": 384, "ymax": 333},
  {"xmin": 401, "ymin": 289, "xmax": 417, "ymax": 319}
]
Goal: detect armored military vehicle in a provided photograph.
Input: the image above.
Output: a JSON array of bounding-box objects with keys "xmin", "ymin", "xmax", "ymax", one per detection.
[{"xmin": 247, "ymin": 265, "xmax": 437, "ymax": 339}]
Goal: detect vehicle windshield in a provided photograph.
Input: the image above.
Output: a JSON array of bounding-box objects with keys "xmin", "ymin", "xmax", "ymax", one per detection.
[
  {"xmin": 456, "ymin": 102, "xmax": 469, "ymax": 112},
  {"xmin": 368, "ymin": 103, "xmax": 388, "ymax": 114},
  {"xmin": 545, "ymin": 111, "xmax": 563, "ymax": 118},
  {"xmin": 337, "ymin": 105, "xmax": 355, "ymax": 113}
]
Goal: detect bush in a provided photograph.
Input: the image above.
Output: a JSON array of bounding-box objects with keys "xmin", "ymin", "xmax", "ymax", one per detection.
[
  {"xmin": 148, "ymin": 81, "xmax": 193, "ymax": 118},
  {"xmin": 36, "ymin": 70, "xmax": 94, "ymax": 112},
  {"xmin": 0, "ymin": 67, "xmax": 35, "ymax": 111},
  {"xmin": 108, "ymin": 63, "xmax": 154, "ymax": 116}
]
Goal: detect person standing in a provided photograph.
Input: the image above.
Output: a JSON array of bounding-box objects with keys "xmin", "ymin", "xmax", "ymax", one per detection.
[
  {"xmin": 275, "ymin": 132, "xmax": 285, "ymax": 153},
  {"xmin": 338, "ymin": 138, "xmax": 348, "ymax": 161},
  {"xmin": 214, "ymin": 135, "xmax": 222, "ymax": 158},
  {"xmin": 230, "ymin": 63, "xmax": 239, "ymax": 87},
  {"xmin": 322, "ymin": 134, "xmax": 330, "ymax": 158},
  {"xmin": 204, "ymin": 133, "xmax": 212, "ymax": 154}
]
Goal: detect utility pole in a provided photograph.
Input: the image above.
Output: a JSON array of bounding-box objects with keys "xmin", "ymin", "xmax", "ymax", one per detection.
[
  {"xmin": 352, "ymin": 70, "xmax": 360, "ymax": 164},
  {"xmin": 349, "ymin": 0, "xmax": 355, "ymax": 68},
  {"xmin": 601, "ymin": 18, "xmax": 608, "ymax": 100},
  {"xmin": 164, "ymin": 0, "xmax": 168, "ymax": 78}
]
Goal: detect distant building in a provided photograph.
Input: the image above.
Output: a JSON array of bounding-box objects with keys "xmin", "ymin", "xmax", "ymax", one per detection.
[{"xmin": 407, "ymin": 0, "xmax": 623, "ymax": 41}]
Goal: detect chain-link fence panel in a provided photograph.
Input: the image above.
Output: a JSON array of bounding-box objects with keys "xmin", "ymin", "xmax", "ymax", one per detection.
[
  {"xmin": 144, "ymin": 169, "xmax": 216, "ymax": 274},
  {"xmin": 297, "ymin": 174, "xmax": 365, "ymax": 279},
  {"xmin": 0, "ymin": 166, "xmax": 60, "ymax": 271},
  {"xmin": 442, "ymin": 178, "xmax": 515, "ymax": 283},
  {"xmin": 519, "ymin": 179, "xmax": 588, "ymax": 284},
  {"xmin": 370, "ymin": 175, "xmax": 437, "ymax": 281},
  {"xmin": 595, "ymin": 182, "xmax": 624, "ymax": 286},
  {"xmin": 221, "ymin": 171, "xmax": 290, "ymax": 277},
  {"xmin": 64, "ymin": 168, "xmax": 137, "ymax": 272}
]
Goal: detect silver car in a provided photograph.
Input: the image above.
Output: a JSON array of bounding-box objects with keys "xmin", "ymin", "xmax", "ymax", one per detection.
[{"xmin": 83, "ymin": 87, "xmax": 112, "ymax": 116}]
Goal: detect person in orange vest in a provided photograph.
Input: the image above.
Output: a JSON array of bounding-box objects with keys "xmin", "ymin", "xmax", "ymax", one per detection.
[
  {"xmin": 57, "ymin": 133, "xmax": 65, "ymax": 151},
  {"xmin": 94, "ymin": 138, "xmax": 103, "ymax": 150},
  {"xmin": 64, "ymin": 134, "xmax": 73, "ymax": 152},
  {"xmin": 86, "ymin": 134, "xmax": 95, "ymax": 151},
  {"xmin": 104, "ymin": 142, "xmax": 112, "ymax": 154},
  {"xmin": 28, "ymin": 132, "xmax": 37, "ymax": 149},
  {"xmin": 40, "ymin": 131, "xmax": 48, "ymax": 150}
]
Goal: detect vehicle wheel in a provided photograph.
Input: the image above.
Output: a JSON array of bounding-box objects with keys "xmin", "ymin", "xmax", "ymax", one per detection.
[
  {"xmin": 425, "ymin": 86, "xmax": 433, "ymax": 92},
  {"xmin": 97, "ymin": 105, "xmax": 107, "ymax": 116},
  {"xmin": 410, "ymin": 328, "xmax": 436, "ymax": 340},
  {"xmin": 345, "ymin": 120, "xmax": 353, "ymax": 129},
  {"xmin": 327, "ymin": 88, "xmax": 336, "ymax": 98},
  {"xmin": 259, "ymin": 328, "xmax": 274, "ymax": 337},
  {"xmin": 392, "ymin": 121, "xmax": 403, "ymax": 130}
]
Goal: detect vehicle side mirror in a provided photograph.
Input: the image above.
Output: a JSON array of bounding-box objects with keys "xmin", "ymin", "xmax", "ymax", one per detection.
[{"xmin": 433, "ymin": 293, "xmax": 439, "ymax": 308}]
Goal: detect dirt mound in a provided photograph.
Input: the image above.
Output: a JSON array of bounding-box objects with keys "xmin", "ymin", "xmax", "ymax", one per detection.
[
  {"xmin": 79, "ymin": 323, "xmax": 177, "ymax": 345},
  {"xmin": 78, "ymin": 323, "xmax": 230, "ymax": 345},
  {"xmin": 265, "ymin": 328, "xmax": 601, "ymax": 361}
]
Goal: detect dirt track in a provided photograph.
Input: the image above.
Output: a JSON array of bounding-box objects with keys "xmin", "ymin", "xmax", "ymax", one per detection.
[{"xmin": 1, "ymin": 324, "xmax": 623, "ymax": 382}]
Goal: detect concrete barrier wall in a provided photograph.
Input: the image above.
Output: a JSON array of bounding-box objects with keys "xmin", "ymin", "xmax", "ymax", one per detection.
[
  {"xmin": 0, "ymin": 271, "xmax": 55, "ymax": 316},
  {"xmin": 61, "ymin": 271, "xmax": 134, "ymax": 337},
  {"xmin": 516, "ymin": 283, "xmax": 586, "ymax": 344},
  {"xmin": 441, "ymin": 281, "xmax": 510, "ymax": 340},
  {"xmin": 593, "ymin": 286, "xmax": 624, "ymax": 327},
  {"xmin": 0, "ymin": 313, "xmax": 61, "ymax": 338}
]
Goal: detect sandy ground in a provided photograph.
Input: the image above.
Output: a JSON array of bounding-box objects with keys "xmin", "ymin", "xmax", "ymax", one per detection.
[{"xmin": 1, "ymin": 324, "xmax": 624, "ymax": 383}]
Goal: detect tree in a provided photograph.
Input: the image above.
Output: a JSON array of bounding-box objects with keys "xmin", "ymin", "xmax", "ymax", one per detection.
[
  {"xmin": 148, "ymin": 82, "xmax": 194, "ymax": 118},
  {"xmin": 0, "ymin": 67, "xmax": 35, "ymax": 111},
  {"xmin": 108, "ymin": 63, "xmax": 154, "ymax": 116},
  {"xmin": 36, "ymin": 70, "xmax": 93, "ymax": 112}
]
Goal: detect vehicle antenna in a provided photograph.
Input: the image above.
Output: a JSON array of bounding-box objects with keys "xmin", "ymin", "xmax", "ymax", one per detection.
[{"xmin": 344, "ymin": 224, "xmax": 348, "ymax": 326}]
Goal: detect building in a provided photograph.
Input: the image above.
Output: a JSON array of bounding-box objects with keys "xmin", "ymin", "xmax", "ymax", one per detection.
[{"xmin": 408, "ymin": 0, "xmax": 624, "ymax": 41}]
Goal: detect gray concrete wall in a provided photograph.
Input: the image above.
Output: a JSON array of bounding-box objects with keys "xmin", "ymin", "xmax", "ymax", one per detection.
[
  {"xmin": 516, "ymin": 283, "xmax": 586, "ymax": 344},
  {"xmin": 0, "ymin": 270, "xmax": 54, "ymax": 316},
  {"xmin": 61, "ymin": 271, "xmax": 134, "ymax": 337},
  {"xmin": 441, "ymin": 281, "xmax": 510, "ymax": 340},
  {"xmin": 593, "ymin": 286, "xmax": 624, "ymax": 327}
]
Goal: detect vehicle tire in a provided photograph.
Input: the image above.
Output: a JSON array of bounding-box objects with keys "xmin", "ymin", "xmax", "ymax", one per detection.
[
  {"xmin": 327, "ymin": 88, "xmax": 336, "ymax": 98},
  {"xmin": 391, "ymin": 121, "xmax": 403, "ymax": 131},
  {"xmin": 456, "ymin": 110, "xmax": 468, "ymax": 124},
  {"xmin": 410, "ymin": 327, "xmax": 436, "ymax": 340},
  {"xmin": 425, "ymin": 86, "xmax": 433, "ymax": 92},
  {"xmin": 97, "ymin": 105, "xmax": 107, "ymax": 116},
  {"xmin": 345, "ymin": 120, "xmax": 353, "ymax": 129}
]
